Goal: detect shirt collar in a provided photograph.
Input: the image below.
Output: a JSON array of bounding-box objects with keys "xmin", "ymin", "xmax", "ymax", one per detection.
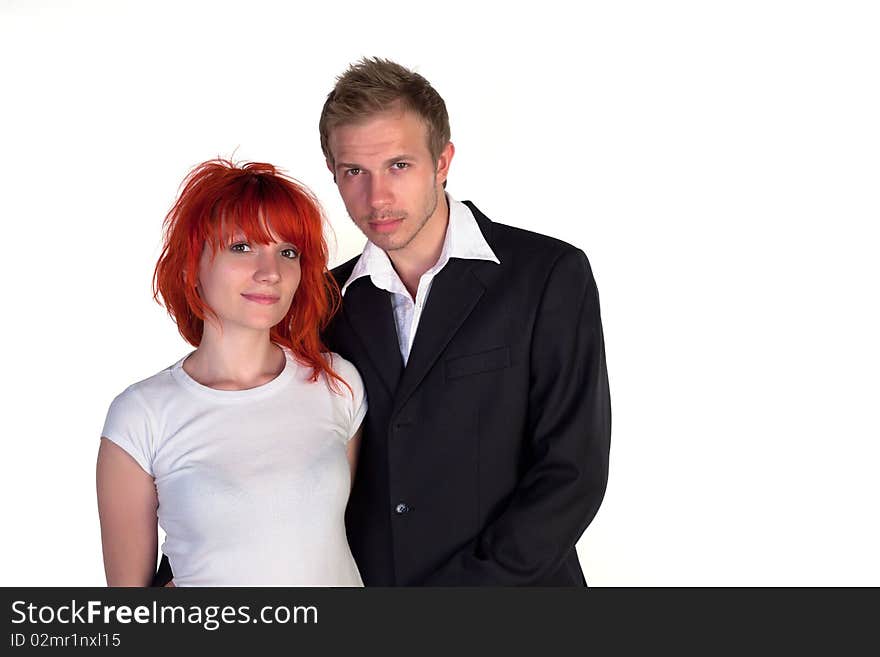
[{"xmin": 341, "ymin": 194, "xmax": 500, "ymax": 296}]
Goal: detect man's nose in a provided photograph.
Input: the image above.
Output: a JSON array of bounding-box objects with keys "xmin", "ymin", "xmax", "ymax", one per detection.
[{"xmin": 367, "ymin": 173, "xmax": 393, "ymax": 209}]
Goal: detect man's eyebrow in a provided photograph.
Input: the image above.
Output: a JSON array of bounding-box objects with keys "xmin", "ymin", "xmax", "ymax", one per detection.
[
  {"xmin": 335, "ymin": 155, "xmax": 419, "ymax": 170},
  {"xmin": 385, "ymin": 154, "xmax": 418, "ymax": 164}
]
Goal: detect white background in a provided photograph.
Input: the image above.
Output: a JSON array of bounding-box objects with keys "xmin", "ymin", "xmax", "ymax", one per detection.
[{"xmin": 1, "ymin": 0, "xmax": 878, "ymax": 586}]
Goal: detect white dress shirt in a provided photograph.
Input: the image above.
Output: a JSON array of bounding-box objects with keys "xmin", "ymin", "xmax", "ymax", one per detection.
[{"xmin": 341, "ymin": 195, "xmax": 500, "ymax": 365}]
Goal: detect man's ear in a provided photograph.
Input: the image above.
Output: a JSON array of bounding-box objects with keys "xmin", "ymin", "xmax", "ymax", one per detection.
[
  {"xmin": 326, "ymin": 158, "xmax": 336, "ymax": 184},
  {"xmin": 435, "ymin": 141, "xmax": 455, "ymax": 186}
]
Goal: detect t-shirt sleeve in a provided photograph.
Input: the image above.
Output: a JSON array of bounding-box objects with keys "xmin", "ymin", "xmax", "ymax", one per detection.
[
  {"xmin": 334, "ymin": 356, "xmax": 367, "ymax": 444},
  {"xmin": 101, "ymin": 387, "xmax": 156, "ymax": 476}
]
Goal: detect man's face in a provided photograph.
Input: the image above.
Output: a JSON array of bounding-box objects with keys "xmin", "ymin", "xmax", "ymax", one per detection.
[{"xmin": 328, "ymin": 107, "xmax": 453, "ymax": 254}]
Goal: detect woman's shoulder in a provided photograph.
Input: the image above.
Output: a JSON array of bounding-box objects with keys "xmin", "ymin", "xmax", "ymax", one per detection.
[
  {"xmin": 320, "ymin": 352, "xmax": 367, "ymax": 435},
  {"xmin": 283, "ymin": 349, "xmax": 361, "ymax": 380},
  {"xmin": 279, "ymin": 349, "xmax": 364, "ymax": 402},
  {"xmin": 323, "ymin": 351, "xmax": 365, "ymax": 390},
  {"xmin": 108, "ymin": 357, "xmax": 187, "ymax": 410},
  {"xmin": 323, "ymin": 351, "xmax": 359, "ymax": 376}
]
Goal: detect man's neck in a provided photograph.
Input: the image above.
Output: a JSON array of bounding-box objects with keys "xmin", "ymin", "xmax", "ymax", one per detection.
[{"xmin": 387, "ymin": 193, "xmax": 450, "ymax": 298}]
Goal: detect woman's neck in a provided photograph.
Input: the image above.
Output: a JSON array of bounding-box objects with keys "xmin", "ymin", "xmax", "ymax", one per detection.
[{"xmin": 183, "ymin": 325, "xmax": 286, "ymax": 391}]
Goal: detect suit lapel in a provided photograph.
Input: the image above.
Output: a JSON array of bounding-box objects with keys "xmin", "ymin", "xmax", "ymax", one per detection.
[
  {"xmin": 342, "ymin": 278, "xmax": 403, "ymax": 397},
  {"xmin": 339, "ymin": 202, "xmax": 498, "ymax": 410},
  {"xmin": 394, "ymin": 259, "xmax": 486, "ymax": 411}
]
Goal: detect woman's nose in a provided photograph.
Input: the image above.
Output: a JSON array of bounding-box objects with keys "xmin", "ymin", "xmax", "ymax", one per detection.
[{"xmin": 254, "ymin": 251, "xmax": 281, "ymax": 283}]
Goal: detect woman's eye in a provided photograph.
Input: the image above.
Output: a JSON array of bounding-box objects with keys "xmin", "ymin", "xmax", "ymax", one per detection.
[
  {"xmin": 230, "ymin": 242, "xmax": 251, "ymax": 253},
  {"xmin": 281, "ymin": 248, "xmax": 299, "ymax": 260}
]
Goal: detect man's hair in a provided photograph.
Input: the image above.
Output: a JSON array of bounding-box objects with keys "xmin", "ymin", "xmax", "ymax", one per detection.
[
  {"xmin": 319, "ymin": 57, "xmax": 450, "ymax": 166},
  {"xmin": 152, "ymin": 158, "xmax": 348, "ymax": 392}
]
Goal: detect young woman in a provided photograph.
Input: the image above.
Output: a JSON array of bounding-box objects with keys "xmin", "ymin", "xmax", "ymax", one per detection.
[{"xmin": 97, "ymin": 159, "xmax": 365, "ymax": 586}]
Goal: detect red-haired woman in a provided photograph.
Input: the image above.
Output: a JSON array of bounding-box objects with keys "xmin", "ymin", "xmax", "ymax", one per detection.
[{"xmin": 96, "ymin": 159, "xmax": 365, "ymax": 586}]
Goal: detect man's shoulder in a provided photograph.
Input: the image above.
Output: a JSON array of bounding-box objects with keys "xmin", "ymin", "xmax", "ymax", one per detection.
[
  {"xmin": 330, "ymin": 254, "xmax": 361, "ymax": 287},
  {"xmin": 491, "ymin": 220, "xmax": 580, "ymax": 258},
  {"xmin": 465, "ymin": 201, "xmax": 584, "ymax": 265}
]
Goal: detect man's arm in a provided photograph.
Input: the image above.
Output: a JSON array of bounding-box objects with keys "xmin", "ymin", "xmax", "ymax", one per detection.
[{"xmin": 422, "ymin": 248, "xmax": 611, "ymax": 585}]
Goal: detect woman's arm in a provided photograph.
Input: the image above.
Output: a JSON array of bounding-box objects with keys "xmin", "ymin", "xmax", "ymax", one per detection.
[
  {"xmin": 96, "ymin": 437, "xmax": 159, "ymax": 586},
  {"xmin": 345, "ymin": 422, "xmax": 363, "ymax": 490}
]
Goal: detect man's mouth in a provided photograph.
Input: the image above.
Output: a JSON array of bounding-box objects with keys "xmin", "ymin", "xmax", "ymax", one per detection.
[{"xmin": 368, "ymin": 218, "xmax": 404, "ymax": 233}]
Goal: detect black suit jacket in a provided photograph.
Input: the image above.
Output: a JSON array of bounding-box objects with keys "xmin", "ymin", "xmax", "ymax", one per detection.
[
  {"xmin": 324, "ymin": 201, "xmax": 611, "ymax": 586},
  {"xmin": 153, "ymin": 201, "xmax": 610, "ymax": 587}
]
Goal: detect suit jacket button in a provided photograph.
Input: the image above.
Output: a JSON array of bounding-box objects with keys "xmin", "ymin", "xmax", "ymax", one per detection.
[{"xmin": 395, "ymin": 503, "xmax": 410, "ymax": 514}]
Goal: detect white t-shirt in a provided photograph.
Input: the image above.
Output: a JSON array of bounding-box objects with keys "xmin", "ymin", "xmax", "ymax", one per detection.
[{"xmin": 101, "ymin": 349, "xmax": 367, "ymax": 587}]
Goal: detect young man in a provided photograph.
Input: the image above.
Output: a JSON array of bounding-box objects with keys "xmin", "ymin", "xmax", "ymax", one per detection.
[
  {"xmin": 155, "ymin": 58, "xmax": 610, "ymax": 586},
  {"xmin": 320, "ymin": 58, "xmax": 611, "ymax": 586}
]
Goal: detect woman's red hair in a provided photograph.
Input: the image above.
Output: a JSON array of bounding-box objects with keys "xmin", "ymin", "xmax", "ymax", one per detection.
[{"xmin": 153, "ymin": 158, "xmax": 347, "ymax": 391}]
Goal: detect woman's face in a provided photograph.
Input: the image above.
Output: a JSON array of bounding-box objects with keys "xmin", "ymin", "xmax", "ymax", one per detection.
[{"xmin": 196, "ymin": 231, "xmax": 301, "ymax": 334}]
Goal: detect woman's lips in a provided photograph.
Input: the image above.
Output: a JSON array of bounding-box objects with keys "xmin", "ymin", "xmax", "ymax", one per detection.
[{"xmin": 241, "ymin": 293, "xmax": 280, "ymax": 305}]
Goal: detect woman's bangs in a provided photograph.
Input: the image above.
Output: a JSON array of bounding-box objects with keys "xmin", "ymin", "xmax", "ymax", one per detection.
[{"xmin": 204, "ymin": 184, "xmax": 309, "ymax": 253}]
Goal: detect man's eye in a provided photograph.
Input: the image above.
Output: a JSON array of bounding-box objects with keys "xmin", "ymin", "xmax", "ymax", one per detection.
[
  {"xmin": 230, "ymin": 242, "xmax": 251, "ymax": 253},
  {"xmin": 345, "ymin": 168, "xmax": 361, "ymax": 176},
  {"xmin": 280, "ymin": 248, "xmax": 299, "ymax": 259},
  {"xmin": 392, "ymin": 162, "xmax": 409, "ymax": 170}
]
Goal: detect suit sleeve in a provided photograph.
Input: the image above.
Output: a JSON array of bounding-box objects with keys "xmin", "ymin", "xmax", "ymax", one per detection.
[{"xmin": 421, "ymin": 248, "xmax": 611, "ymax": 585}]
